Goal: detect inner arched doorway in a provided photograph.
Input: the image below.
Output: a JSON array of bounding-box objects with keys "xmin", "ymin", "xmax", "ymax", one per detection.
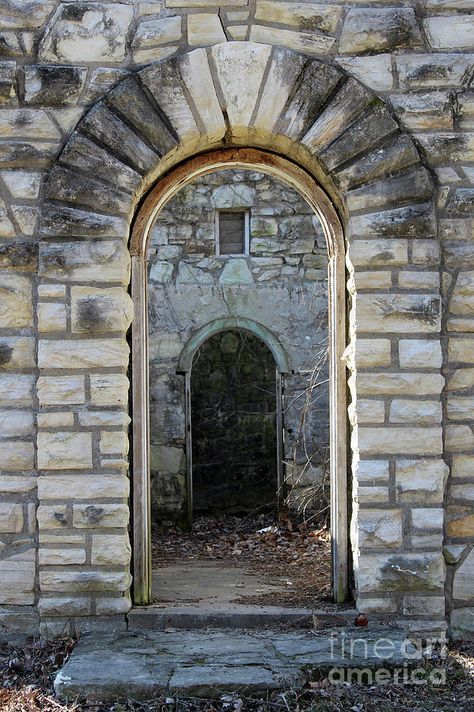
[{"xmin": 131, "ymin": 148, "xmax": 348, "ymax": 605}]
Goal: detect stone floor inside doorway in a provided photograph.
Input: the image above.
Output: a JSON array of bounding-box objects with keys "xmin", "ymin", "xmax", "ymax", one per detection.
[{"xmin": 150, "ymin": 514, "xmax": 333, "ymax": 613}]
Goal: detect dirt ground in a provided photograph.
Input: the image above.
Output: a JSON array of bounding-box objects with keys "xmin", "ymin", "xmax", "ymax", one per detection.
[
  {"xmin": 1, "ymin": 634, "xmax": 474, "ymax": 712},
  {"xmin": 151, "ymin": 514, "xmax": 332, "ymax": 608}
]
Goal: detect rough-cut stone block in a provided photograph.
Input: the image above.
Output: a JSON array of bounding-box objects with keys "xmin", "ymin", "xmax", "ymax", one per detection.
[
  {"xmin": 452, "ymin": 455, "xmax": 474, "ymax": 479},
  {"xmin": 39, "ymin": 549, "xmax": 86, "ymax": 566},
  {"xmin": 0, "ymin": 411, "xmax": 34, "ymax": 438},
  {"xmin": 416, "ymin": 133, "xmax": 474, "ymax": 165},
  {"xmin": 0, "ymin": 442, "xmax": 34, "ymax": 471},
  {"xmin": 95, "ymin": 594, "xmax": 131, "ymax": 615},
  {"xmin": 396, "ymin": 460, "xmax": 448, "ymax": 503},
  {"xmin": 358, "ymin": 509, "xmax": 403, "ymax": 549},
  {"xmin": 91, "ymin": 534, "xmax": 131, "ymax": 566},
  {"xmin": 0, "ymin": 241, "xmax": 37, "ymax": 274},
  {"xmin": 0, "ymin": 375, "xmax": 34, "ymax": 406},
  {"xmin": 60, "ymin": 133, "xmax": 141, "ymax": 194},
  {"xmin": 390, "ymin": 399, "xmax": 442, "ymax": 424},
  {"xmin": 352, "ymin": 399, "xmax": 385, "ymax": 424},
  {"xmin": 188, "ymin": 13, "xmax": 226, "ymax": 45},
  {"xmin": 448, "ymin": 369, "xmax": 474, "ymax": 392},
  {"xmin": 390, "ymin": 91, "xmax": 453, "ymax": 130},
  {"xmin": 412, "ymin": 508, "xmax": 444, "ymax": 532},
  {"xmin": 398, "ymin": 271, "xmax": 439, "ymax": 291},
  {"xmin": 38, "ymin": 432, "xmax": 93, "ymax": 470},
  {"xmin": 40, "ymin": 569, "xmax": 132, "ymax": 593},
  {"xmin": 277, "ymin": 60, "xmax": 340, "ymax": 140},
  {"xmin": 90, "ymin": 374, "xmax": 129, "ymax": 407},
  {"xmin": 356, "ymin": 427, "xmax": 443, "ymax": 456},
  {"xmin": 100, "ymin": 432, "xmax": 128, "ymax": 456},
  {"xmin": 352, "ymin": 339, "xmax": 391, "ymax": 368},
  {"xmin": 254, "ymin": 47, "xmax": 305, "ymax": 134},
  {"xmin": 255, "ymin": 2, "xmax": 341, "ymax": 34},
  {"xmin": 38, "ymin": 475, "xmax": 128, "ymax": 501},
  {"xmin": 355, "ymin": 295, "xmax": 441, "ymax": 334},
  {"xmin": 39, "ymin": 596, "xmax": 90, "ymax": 616},
  {"xmin": 212, "ymin": 42, "xmax": 271, "ymax": 138},
  {"xmin": 424, "ymin": 15, "xmax": 474, "ymax": 49},
  {"xmin": 46, "ymin": 165, "xmax": 130, "ymax": 216},
  {"xmin": 250, "ymin": 24, "xmax": 335, "ymax": 53},
  {"xmin": 2, "ymin": 170, "xmax": 42, "ymax": 199},
  {"xmin": 336, "ymin": 55, "xmax": 393, "ymax": 92},
  {"xmin": 453, "ymin": 550, "xmax": 474, "ymax": 602},
  {"xmin": 349, "ymin": 203, "xmax": 436, "ymax": 239},
  {"xmin": 450, "ymin": 608, "xmax": 474, "ymax": 639},
  {"xmin": 37, "ymin": 376, "xmax": 85, "ymax": 406},
  {"xmin": 358, "ymin": 552, "xmax": 445, "ymax": 594},
  {"xmin": 449, "ymin": 338, "xmax": 474, "ymax": 364},
  {"xmin": 38, "ymin": 412, "xmax": 74, "ymax": 428},
  {"xmin": 22, "ymin": 65, "xmax": 87, "ymax": 106},
  {"xmin": 41, "ymin": 203, "xmax": 127, "ymax": 239},
  {"xmin": 72, "ymin": 504, "xmax": 129, "ymax": 529},
  {"xmin": 177, "ymin": 48, "xmax": 225, "ymax": 143},
  {"xmin": 37, "ymin": 505, "xmax": 68, "ymax": 529},
  {"xmin": 446, "ymin": 425, "xmax": 474, "ymax": 451},
  {"xmin": 0, "ymin": 336, "xmax": 35, "ymax": 370},
  {"xmin": 71, "ymin": 286, "xmax": 133, "ymax": 334},
  {"xmin": 0, "ymin": 274, "xmax": 32, "ymax": 329},
  {"xmin": 303, "ymin": 79, "xmax": 371, "ymax": 154},
  {"xmin": 37, "ymin": 302, "xmax": 67, "ymax": 332},
  {"xmin": 38, "ymin": 339, "xmax": 129, "ymax": 369},
  {"xmin": 340, "ymin": 8, "xmax": 423, "ymax": 54},
  {"xmin": 0, "ymin": 557, "xmax": 35, "ymax": 604},
  {"xmin": 39, "ymin": 3, "xmax": 133, "ymax": 63},
  {"xmin": 0, "ymin": 503, "xmax": 23, "ymax": 533},
  {"xmin": 403, "ymin": 596, "xmax": 445, "ymax": 617},
  {"xmin": 39, "ymin": 241, "xmax": 130, "ymax": 285},
  {"xmin": 0, "ymin": 109, "xmax": 60, "ymax": 139},
  {"xmin": 81, "ymin": 103, "xmax": 157, "ymax": 175},
  {"xmin": 448, "ymin": 396, "xmax": 474, "ymax": 421},
  {"xmin": 131, "ymin": 16, "xmax": 181, "ymax": 62},
  {"xmin": 353, "ymin": 372, "xmax": 444, "ymax": 397},
  {"xmin": 354, "ymin": 460, "xmax": 390, "ymax": 484},
  {"xmin": 346, "ymin": 167, "xmax": 433, "ymax": 213},
  {"xmin": 398, "ymin": 53, "xmax": 474, "ymax": 89}
]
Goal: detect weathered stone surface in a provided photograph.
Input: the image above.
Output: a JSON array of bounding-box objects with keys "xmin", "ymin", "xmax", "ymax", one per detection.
[
  {"xmin": 72, "ymin": 504, "xmax": 129, "ymax": 529},
  {"xmin": 0, "ymin": 109, "xmax": 60, "ymax": 139},
  {"xmin": 91, "ymin": 534, "xmax": 131, "ymax": 566},
  {"xmin": 131, "ymin": 16, "xmax": 182, "ymax": 63},
  {"xmin": 340, "ymin": 9, "xmax": 423, "ymax": 54},
  {"xmin": 38, "ymin": 412, "xmax": 74, "ymax": 428},
  {"xmin": 356, "ymin": 427, "xmax": 443, "ymax": 456},
  {"xmin": 277, "ymin": 60, "xmax": 340, "ymax": 139},
  {"xmin": 446, "ymin": 189, "xmax": 474, "ymax": 216},
  {"xmin": 303, "ymin": 79, "xmax": 372, "ymax": 154},
  {"xmin": 390, "ymin": 91, "xmax": 453, "ymax": 130},
  {"xmin": 390, "ymin": 399, "xmax": 442, "ymax": 424},
  {"xmin": 39, "ymin": 3, "xmax": 133, "ymax": 63},
  {"xmin": 424, "ymin": 15, "xmax": 474, "ymax": 49},
  {"xmin": 107, "ymin": 77, "xmax": 177, "ymax": 156},
  {"xmin": 37, "ymin": 302, "xmax": 67, "ymax": 332},
  {"xmin": 81, "ymin": 103, "xmax": 157, "ymax": 175},
  {"xmin": 416, "ymin": 133, "xmax": 474, "ymax": 165},
  {"xmin": 22, "ymin": 65, "xmax": 87, "ymax": 106},
  {"xmin": 396, "ymin": 460, "xmax": 448, "ymax": 503},
  {"xmin": 0, "ymin": 441, "xmax": 34, "ymax": 471},
  {"xmin": 0, "ymin": 375, "xmax": 34, "ymax": 406},
  {"xmin": 358, "ymin": 509, "xmax": 402, "ymax": 549},
  {"xmin": 355, "ymin": 295, "xmax": 441, "ymax": 333},
  {"xmin": 0, "ymin": 1, "xmax": 55, "ymax": 29},
  {"xmin": 0, "ymin": 503, "xmax": 23, "ymax": 533},
  {"xmin": 37, "ymin": 432, "xmax": 93, "ymax": 470},
  {"xmin": 100, "ymin": 431, "xmax": 128, "ymax": 456},
  {"xmin": 60, "ymin": 133, "xmax": 141, "ymax": 194},
  {"xmin": 398, "ymin": 271, "xmax": 439, "ymax": 291},
  {"xmin": 446, "ymin": 425, "xmax": 474, "ymax": 451},
  {"xmin": 254, "ymin": 47, "xmax": 305, "ymax": 134},
  {"xmin": 188, "ymin": 14, "xmax": 226, "ymax": 45},
  {"xmin": 39, "ymin": 549, "xmax": 86, "ymax": 566},
  {"xmin": 336, "ymin": 55, "xmax": 393, "ymax": 92},
  {"xmin": 0, "ymin": 336, "xmax": 35, "ymax": 370},
  {"xmin": 358, "ymin": 552, "xmax": 445, "ymax": 594},
  {"xmin": 349, "ymin": 203, "xmax": 436, "ymax": 239},
  {"xmin": 90, "ymin": 375, "xmax": 129, "ymax": 407},
  {"xmin": 448, "ymin": 369, "xmax": 474, "ymax": 392},
  {"xmin": 0, "ymin": 274, "xmax": 32, "ymax": 328},
  {"xmin": 450, "ymin": 608, "xmax": 474, "ymax": 639},
  {"xmin": 352, "ymin": 339, "xmax": 391, "ymax": 368},
  {"xmin": 353, "ymin": 372, "xmax": 444, "ymax": 396},
  {"xmin": 38, "ymin": 475, "xmax": 128, "ymax": 501},
  {"xmin": 178, "ymin": 48, "xmax": 225, "ymax": 143},
  {"xmin": 449, "ymin": 338, "xmax": 474, "ymax": 363},
  {"xmin": 346, "ymin": 166, "xmax": 433, "ymax": 213},
  {"xmin": 448, "ymin": 396, "xmax": 474, "ymax": 421},
  {"xmin": 46, "ymin": 165, "xmax": 130, "ymax": 216},
  {"xmin": 219, "ymin": 260, "xmax": 253, "ymax": 285},
  {"xmin": 38, "ymin": 339, "xmax": 129, "ymax": 369},
  {"xmin": 0, "ymin": 556, "xmax": 35, "ymax": 605},
  {"xmin": 412, "ymin": 508, "xmax": 444, "ymax": 532},
  {"xmin": 447, "ymin": 506, "xmax": 474, "ymax": 537},
  {"xmin": 71, "ymin": 286, "xmax": 133, "ymax": 334},
  {"xmin": 354, "ymin": 460, "xmax": 390, "ymax": 484},
  {"xmin": 39, "ymin": 596, "xmax": 90, "ymax": 617},
  {"xmin": 453, "ymin": 550, "xmax": 474, "ymax": 602},
  {"xmin": 39, "ymin": 240, "xmax": 130, "ymax": 284},
  {"xmin": 37, "ymin": 376, "xmax": 85, "ymax": 406},
  {"xmin": 0, "ymin": 412, "xmax": 34, "ymax": 439},
  {"xmin": 255, "ymin": 2, "xmax": 341, "ymax": 34},
  {"xmin": 41, "ymin": 203, "xmax": 127, "ymax": 239},
  {"xmin": 40, "ymin": 569, "xmax": 131, "ymax": 593},
  {"xmin": 250, "ymin": 24, "xmax": 335, "ymax": 54}
]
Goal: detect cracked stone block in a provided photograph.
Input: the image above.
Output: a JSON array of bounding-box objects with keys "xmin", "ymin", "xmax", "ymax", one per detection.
[{"xmin": 131, "ymin": 16, "xmax": 181, "ymax": 63}]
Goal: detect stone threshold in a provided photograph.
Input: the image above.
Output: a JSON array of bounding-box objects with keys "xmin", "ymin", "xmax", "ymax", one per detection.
[{"xmin": 55, "ymin": 627, "xmax": 415, "ymax": 701}]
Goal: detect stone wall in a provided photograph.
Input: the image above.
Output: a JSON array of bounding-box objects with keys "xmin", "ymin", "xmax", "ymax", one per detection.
[
  {"xmin": 148, "ymin": 169, "xmax": 329, "ymax": 523},
  {"xmin": 0, "ymin": 0, "xmax": 472, "ymax": 640}
]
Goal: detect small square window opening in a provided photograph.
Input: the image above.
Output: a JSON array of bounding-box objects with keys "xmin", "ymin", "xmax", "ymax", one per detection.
[{"xmin": 216, "ymin": 210, "xmax": 250, "ymax": 256}]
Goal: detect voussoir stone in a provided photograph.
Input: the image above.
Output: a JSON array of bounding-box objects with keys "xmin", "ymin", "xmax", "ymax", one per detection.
[
  {"xmin": 41, "ymin": 203, "xmax": 127, "ymax": 239},
  {"xmin": 46, "ymin": 166, "xmax": 131, "ymax": 216}
]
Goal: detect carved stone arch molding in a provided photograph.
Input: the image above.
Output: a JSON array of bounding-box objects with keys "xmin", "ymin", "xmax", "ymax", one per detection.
[{"xmin": 38, "ymin": 42, "xmax": 446, "ymax": 631}]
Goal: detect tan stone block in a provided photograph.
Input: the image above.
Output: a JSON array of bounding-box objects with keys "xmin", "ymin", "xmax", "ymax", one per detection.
[
  {"xmin": 37, "ymin": 376, "xmax": 85, "ymax": 406},
  {"xmin": 38, "ymin": 475, "xmax": 128, "ymax": 501},
  {"xmin": 449, "ymin": 338, "xmax": 474, "ymax": 364},
  {"xmin": 95, "ymin": 593, "xmax": 131, "ymax": 615},
  {"xmin": 0, "ymin": 476, "xmax": 35, "ymax": 494},
  {"xmin": 0, "ymin": 441, "xmax": 34, "ymax": 470},
  {"xmin": 227, "ymin": 26, "xmax": 248, "ymax": 41},
  {"xmin": 349, "ymin": 240, "xmax": 408, "ymax": 268},
  {"xmin": 38, "ymin": 596, "xmax": 90, "ymax": 616},
  {"xmin": 250, "ymin": 24, "xmax": 335, "ymax": 54},
  {"xmin": 0, "ymin": 375, "xmax": 34, "ymax": 406},
  {"xmin": 37, "ymin": 432, "xmax": 92, "ymax": 470},
  {"xmin": 356, "ymin": 427, "xmax": 443, "ymax": 456},
  {"xmin": 39, "ymin": 548, "xmax": 86, "ymax": 565},
  {"xmin": 72, "ymin": 504, "xmax": 129, "ymax": 529},
  {"xmin": 0, "ymin": 275, "xmax": 33, "ymax": 329},
  {"xmin": 38, "ymin": 283, "xmax": 66, "ymax": 299},
  {"xmin": 398, "ymin": 271, "xmax": 439, "ymax": 290},
  {"xmin": 255, "ymin": 1, "xmax": 341, "ymax": 33},
  {"xmin": 0, "ymin": 411, "xmax": 34, "ymax": 437},
  {"xmin": 37, "ymin": 302, "xmax": 67, "ymax": 332},
  {"xmin": 38, "ymin": 339, "xmax": 129, "ymax": 369},
  {"xmin": 38, "ymin": 412, "xmax": 75, "ymax": 428},
  {"xmin": 353, "ymin": 372, "xmax": 444, "ymax": 396},
  {"xmin": 448, "ymin": 396, "xmax": 474, "ymax": 421},
  {"xmin": 78, "ymin": 411, "xmax": 130, "ymax": 427},
  {"xmin": 412, "ymin": 508, "xmax": 444, "ymax": 531},
  {"xmin": 355, "ymin": 294, "xmax": 441, "ymax": 334},
  {"xmin": 354, "ymin": 460, "xmax": 390, "ymax": 483},
  {"xmin": 346, "ymin": 339, "xmax": 391, "ymax": 368},
  {"xmin": 446, "ymin": 425, "xmax": 474, "ymax": 452},
  {"xmin": 356, "ymin": 486, "xmax": 390, "ymax": 503},
  {"xmin": 90, "ymin": 374, "xmax": 129, "ymax": 406},
  {"xmin": 188, "ymin": 14, "xmax": 226, "ymax": 45},
  {"xmin": 358, "ymin": 509, "xmax": 403, "ymax": 549},
  {"xmin": 357, "ymin": 552, "xmax": 445, "ymax": 594},
  {"xmin": 399, "ymin": 340, "xmax": 443, "ymax": 369},
  {"xmin": 451, "ymin": 455, "xmax": 474, "ymax": 479},
  {"xmin": 389, "ymin": 399, "xmax": 442, "ymax": 424},
  {"xmin": 447, "ymin": 507, "xmax": 474, "ymax": 538},
  {"xmin": 71, "ymin": 287, "xmax": 133, "ymax": 334},
  {"xmin": 40, "ymin": 532, "xmax": 84, "ymax": 545},
  {"xmin": 91, "ymin": 534, "xmax": 131, "ymax": 566},
  {"xmin": 0, "ymin": 337, "xmax": 35, "ymax": 370},
  {"xmin": 0, "ymin": 557, "xmax": 35, "ymax": 604},
  {"xmin": 396, "ymin": 459, "xmax": 448, "ymax": 503},
  {"xmin": 178, "ymin": 48, "xmax": 225, "ymax": 143},
  {"xmin": 0, "ymin": 503, "xmax": 23, "ymax": 533},
  {"xmin": 37, "ymin": 505, "xmax": 68, "ymax": 529},
  {"xmin": 351, "ymin": 399, "xmax": 385, "ymax": 424},
  {"xmin": 254, "ymin": 46, "xmax": 305, "ymax": 134},
  {"xmin": 100, "ymin": 431, "xmax": 129, "ymax": 456},
  {"xmin": 352, "ymin": 271, "xmax": 392, "ymax": 290},
  {"xmin": 39, "ymin": 569, "xmax": 131, "ymax": 593}
]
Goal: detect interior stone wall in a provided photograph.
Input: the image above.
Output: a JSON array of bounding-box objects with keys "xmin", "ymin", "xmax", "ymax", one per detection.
[
  {"xmin": 0, "ymin": 0, "xmax": 472, "ymax": 641},
  {"xmin": 148, "ymin": 169, "xmax": 329, "ymax": 524}
]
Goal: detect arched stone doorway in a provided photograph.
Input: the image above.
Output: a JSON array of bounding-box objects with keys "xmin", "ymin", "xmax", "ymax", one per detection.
[{"xmin": 37, "ymin": 42, "xmax": 445, "ymax": 632}]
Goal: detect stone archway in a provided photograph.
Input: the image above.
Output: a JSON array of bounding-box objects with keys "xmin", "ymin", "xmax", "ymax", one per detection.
[{"xmin": 38, "ymin": 42, "xmax": 445, "ymax": 632}]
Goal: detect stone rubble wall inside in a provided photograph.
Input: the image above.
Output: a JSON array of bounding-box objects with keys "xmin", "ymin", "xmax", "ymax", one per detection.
[{"xmin": 0, "ymin": 0, "xmax": 471, "ymax": 640}]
